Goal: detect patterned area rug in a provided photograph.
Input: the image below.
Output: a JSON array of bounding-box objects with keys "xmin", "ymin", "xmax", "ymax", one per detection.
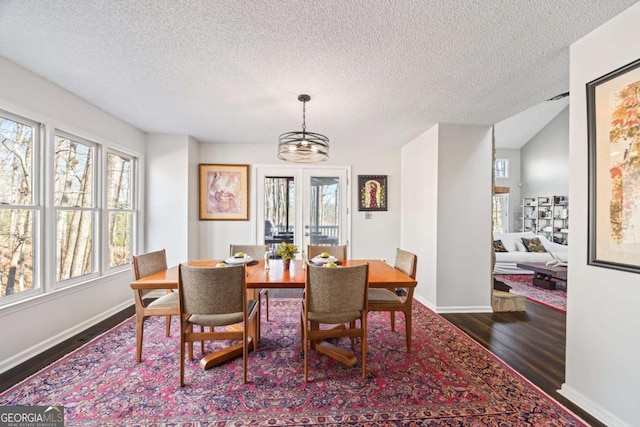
[
  {"xmin": 495, "ymin": 274, "xmax": 567, "ymax": 312},
  {"xmin": 1, "ymin": 299, "xmax": 584, "ymax": 426}
]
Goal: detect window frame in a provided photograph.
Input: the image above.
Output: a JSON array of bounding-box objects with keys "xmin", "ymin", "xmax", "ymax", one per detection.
[
  {"xmin": 0, "ymin": 109, "xmax": 43, "ymax": 304},
  {"xmin": 0, "ymin": 108, "xmax": 140, "ymax": 309},
  {"xmin": 52, "ymin": 130, "xmax": 100, "ymax": 287},
  {"xmin": 103, "ymin": 148, "xmax": 137, "ymax": 274},
  {"xmin": 494, "ymin": 158, "xmax": 509, "ymax": 179}
]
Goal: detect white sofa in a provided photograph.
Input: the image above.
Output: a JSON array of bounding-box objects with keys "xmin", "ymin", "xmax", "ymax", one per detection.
[{"xmin": 493, "ymin": 231, "xmax": 568, "ymax": 274}]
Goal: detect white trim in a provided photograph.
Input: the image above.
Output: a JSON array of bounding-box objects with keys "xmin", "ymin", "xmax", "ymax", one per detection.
[
  {"xmin": 558, "ymin": 384, "xmax": 632, "ymax": 427},
  {"xmin": 0, "ymin": 299, "xmax": 132, "ymax": 374}
]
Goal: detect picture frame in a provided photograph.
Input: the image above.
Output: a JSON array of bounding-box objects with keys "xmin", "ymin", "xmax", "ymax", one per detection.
[
  {"xmin": 358, "ymin": 175, "xmax": 387, "ymax": 211},
  {"xmin": 199, "ymin": 164, "xmax": 249, "ymax": 220},
  {"xmin": 587, "ymin": 58, "xmax": 640, "ymax": 273}
]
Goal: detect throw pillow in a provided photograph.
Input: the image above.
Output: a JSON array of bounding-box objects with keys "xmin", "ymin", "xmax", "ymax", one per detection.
[
  {"xmin": 493, "ymin": 240, "xmax": 508, "ymax": 252},
  {"xmin": 521, "ymin": 237, "xmax": 547, "ymax": 253}
]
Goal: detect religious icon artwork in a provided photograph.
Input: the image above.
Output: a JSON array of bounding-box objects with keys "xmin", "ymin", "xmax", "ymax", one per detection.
[{"xmin": 358, "ymin": 175, "xmax": 387, "ymax": 211}]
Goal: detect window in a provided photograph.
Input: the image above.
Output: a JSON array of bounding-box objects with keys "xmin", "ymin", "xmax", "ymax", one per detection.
[
  {"xmin": 106, "ymin": 151, "xmax": 134, "ymax": 269},
  {"xmin": 1, "ymin": 108, "xmax": 139, "ymax": 306},
  {"xmin": 54, "ymin": 132, "xmax": 96, "ymax": 282},
  {"xmin": 0, "ymin": 111, "xmax": 39, "ymax": 300},
  {"xmin": 494, "ymin": 159, "xmax": 509, "ymax": 178}
]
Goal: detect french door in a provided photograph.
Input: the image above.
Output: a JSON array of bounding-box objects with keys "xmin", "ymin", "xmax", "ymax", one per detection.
[{"xmin": 256, "ymin": 166, "xmax": 350, "ymax": 258}]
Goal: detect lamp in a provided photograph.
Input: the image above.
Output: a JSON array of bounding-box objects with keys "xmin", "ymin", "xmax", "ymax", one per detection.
[{"xmin": 278, "ymin": 94, "xmax": 329, "ymax": 162}]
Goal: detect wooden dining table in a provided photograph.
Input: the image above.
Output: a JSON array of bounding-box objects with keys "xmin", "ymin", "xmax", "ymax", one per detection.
[{"xmin": 130, "ymin": 259, "xmax": 417, "ymax": 369}]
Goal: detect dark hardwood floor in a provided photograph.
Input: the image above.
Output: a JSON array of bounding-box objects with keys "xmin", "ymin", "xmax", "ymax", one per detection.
[
  {"xmin": 442, "ymin": 299, "xmax": 604, "ymax": 427},
  {"xmin": 1, "ymin": 291, "xmax": 602, "ymax": 426}
]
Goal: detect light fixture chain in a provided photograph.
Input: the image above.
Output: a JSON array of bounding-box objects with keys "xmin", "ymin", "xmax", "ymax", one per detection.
[{"xmin": 301, "ymin": 99, "xmax": 306, "ymax": 133}]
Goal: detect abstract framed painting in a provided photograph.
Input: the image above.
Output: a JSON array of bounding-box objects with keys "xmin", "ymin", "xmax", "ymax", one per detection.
[
  {"xmin": 587, "ymin": 58, "xmax": 640, "ymax": 273},
  {"xmin": 358, "ymin": 175, "xmax": 387, "ymax": 211},
  {"xmin": 199, "ymin": 164, "xmax": 249, "ymax": 220}
]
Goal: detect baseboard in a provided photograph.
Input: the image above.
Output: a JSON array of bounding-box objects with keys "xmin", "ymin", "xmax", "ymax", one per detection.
[
  {"xmin": 413, "ymin": 295, "xmax": 492, "ymax": 313},
  {"xmin": 558, "ymin": 383, "xmax": 632, "ymax": 427},
  {"xmin": 435, "ymin": 305, "xmax": 493, "ymax": 314},
  {"xmin": 0, "ymin": 300, "xmax": 132, "ymax": 375}
]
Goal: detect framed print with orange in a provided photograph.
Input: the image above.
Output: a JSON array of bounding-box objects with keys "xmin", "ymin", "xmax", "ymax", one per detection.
[
  {"xmin": 358, "ymin": 175, "xmax": 387, "ymax": 211},
  {"xmin": 587, "ymin": 58, "xmax": 640, "ymax": 273},
  {"xmin": 199, "ymin": 164, "xmax": 249, "ymax": 220}
]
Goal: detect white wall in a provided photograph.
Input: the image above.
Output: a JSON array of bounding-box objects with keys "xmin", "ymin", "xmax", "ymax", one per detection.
[
  {"xmin": 401, "ymin": 125, "xmax": 439, "ymax": 305},
  {"xmin": 0, "ymin": 56, "xmax": 144, "ymax": 372},
  {"xmin": 520, "ymin": 106, "xmax": 569, "ymax": 198},
  {"xmin": 187, "ymin": 136, "xmax": 201, "ymax": 260},
  {"xmin": 401, "ymin": 124, "xmax": 493, "ymax": 312},
  {"xmin": 145, "ymin": 134, "xmax": 190, "ymax": 266},
  {"xmin": 196, "ymin": 142, "xmax": 402, "ymax": 264},
  {"xmin": 437, "ymin": 125, "xmax": 493, "ymax": 310},
  {"xmin": 560, "ymin": 4, "xmax": 640, "ymax": 426}
]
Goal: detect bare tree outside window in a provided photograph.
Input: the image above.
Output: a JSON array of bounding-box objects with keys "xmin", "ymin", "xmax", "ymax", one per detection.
[
  {"xmin": 0, "ymin": 113, "xmax": 36, "ymax": 298},
  {"xmin": 107, "ymin": 152, "xmax": 133, "ymax": 268},
  {"xmin": 54, "ymin": 134, "xmax": 95, "ymax": 281}
]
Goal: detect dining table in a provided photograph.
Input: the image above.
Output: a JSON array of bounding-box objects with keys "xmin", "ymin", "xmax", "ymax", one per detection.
[{"xmin": 130, "ymin": 259, "xmax": 417, "ymax": 369}]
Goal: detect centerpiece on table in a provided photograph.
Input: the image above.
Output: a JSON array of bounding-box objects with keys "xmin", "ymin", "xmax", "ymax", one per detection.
[{"xmin": 275, "ymin": 242, "xmax": 298, "ymax": 270}]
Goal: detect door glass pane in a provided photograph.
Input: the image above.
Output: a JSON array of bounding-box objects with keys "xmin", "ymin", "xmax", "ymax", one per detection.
[
  {"xmin": 264, "ymin": 177, "xmax": 295, "ymax": 256},
  {"xmin": 309, "ymin": 176, "xmax": 340, "ymax": 245}
]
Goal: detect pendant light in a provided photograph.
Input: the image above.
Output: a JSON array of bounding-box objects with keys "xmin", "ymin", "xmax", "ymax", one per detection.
[{"xmin": 278, "ymin": 94, "xmax": 329, "ymax": 162}]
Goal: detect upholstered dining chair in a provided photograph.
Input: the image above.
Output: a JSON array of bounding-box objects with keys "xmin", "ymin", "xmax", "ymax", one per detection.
[
  {"xmin": 131, "ymin": 249, "xmax": 179, "ymax": 362},
  {"xmin": 307, "ymin": 244, "xmax": 347, "ymax": 261},
  {"xmin": 367, "ymin": 248, "xmax": 417, "ymax": 353},
  {"xmin": 301, "ymin": 263, "xmax": 369, "ymax": 382},
  {"xmin": 178, "ymin": 263, "xmax": 258, "ymax": 386},
  {"xmin": 230, "ymin": 244, "xmax": 269, "ymax": 320}
]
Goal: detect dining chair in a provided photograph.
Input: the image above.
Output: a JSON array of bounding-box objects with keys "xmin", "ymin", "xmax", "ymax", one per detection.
[
  {"xmin": 230, "ymin": 244, "xmax": 270, "ymax": 321},
  {"xmin": 301, "ymin": 263, "xmax": 369, "ymax": 382},
  {"xmin": 307, "ymin": 244, "xmax": 347, "ymax": 260},
  {"xmin": 131, "ymin": 249, "xmax": 179, "ymax": 362},
  {"xmin": 367, "ymin": 248, "xmax": 417, "ymax": 353},
  {"xmin": 178, "ymin": 263, "xmax": 258, "ymax": 386}
]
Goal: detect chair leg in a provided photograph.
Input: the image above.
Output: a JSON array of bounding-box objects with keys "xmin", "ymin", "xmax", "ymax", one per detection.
[
  {"xmin": 361, "ymin": 316, "xmax": 367, "ymax": 379},
  {"xmin": 180, "ymin": 335, "xmax": 185, "ymax": 387},
  {"xmin": 135, "ymin": 314, "xmax": 145, "ymax": 362},
  {"xmin": 261, "ymin": 289, "xmax": 269, "ymax": 321},
  {"xmin": 349, "ymin": 321, "xmax": 356, "ymax": 350},
  {"xmin": 390, "ymin": 311, "xmax": 396, "ymax": 331},
  {"xmin": 165, "ymin": 315, "xmax": 172, "ymax": 337},
  {"xmin": 303, "ymin": 320, "xmax": 309, "ymax": 382},
  {"xmin": 187, "ymin": 324, "xmax": 194, "ymax": 361},
  {"xmin": 243, "ymin": 327, "xmax": 248, "ymax": 384},
  {"xmin": 405, "ymin": 310, "xmax": 412, "ymax": 354}
]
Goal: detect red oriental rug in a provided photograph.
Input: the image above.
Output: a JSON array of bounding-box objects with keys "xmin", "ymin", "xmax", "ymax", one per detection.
[
  {"xmin": 495, "ymin": 274, "xmax": 568, "ymax": 312},
  {"xmin": 0, "ymin": 299, "xmax": 585, "ymax": 426}
]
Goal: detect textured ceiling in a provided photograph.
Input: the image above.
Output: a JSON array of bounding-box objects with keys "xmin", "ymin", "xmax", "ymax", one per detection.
[{"xmin": 0, "ymin": 1, "xmax": 636, "ymax": 149}]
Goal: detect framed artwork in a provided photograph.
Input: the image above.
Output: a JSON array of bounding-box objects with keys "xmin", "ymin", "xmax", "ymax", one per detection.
[
  {"xmin": 587, "ymin": 58, "xmax": 640, "ymax": 273},
  {"xmin": 358, "ymin": 175, "xmax": 387, "ymax": 211},
  {"xmin": 199, "ymin": 164, "xmax": 249, "ymax": 220}
]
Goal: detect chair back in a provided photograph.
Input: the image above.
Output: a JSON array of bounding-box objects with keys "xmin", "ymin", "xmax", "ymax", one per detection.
[
  {"xmin": 307, "ymin": 245, "xmax": 347, "ymax": 260},
  {"xmin": 394, "ymin": 248, "xmax": 417, "ymax": 279},
  {"xmin": 178, "ymin": 264, "xmax": 245, "ymax": 316},
  {"xmin": 230, "ymin": 244, "xmax": 268, "ymax": 260},
  {"xmin": 131, "ymin": 249, "xmax": 167, "ymax": 280},
  {"xmin": 306, "ymin": 264, "xmax": 368, "ymax": 314},
  {"xmin": 131, "ymin": 249, "xmax": 168, "ymax": 300}
]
